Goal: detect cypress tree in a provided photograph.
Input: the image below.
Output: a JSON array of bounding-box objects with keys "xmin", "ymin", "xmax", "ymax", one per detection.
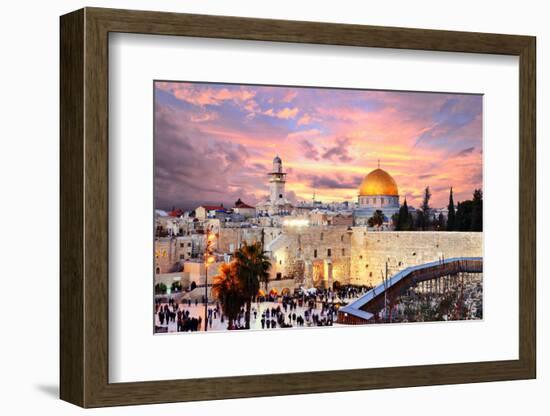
[
  {"xmin": 396, "ymin": 198, "xmax": 410, "ymax": 231},
  {"xmin": 447, "ymin": 187, "xmax": 456, "ymax": 231}
]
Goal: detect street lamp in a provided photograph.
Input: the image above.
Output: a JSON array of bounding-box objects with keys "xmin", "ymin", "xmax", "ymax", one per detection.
[{"xmin": 203, "ymin": 229, "xmax": 216, "ymax": 331}]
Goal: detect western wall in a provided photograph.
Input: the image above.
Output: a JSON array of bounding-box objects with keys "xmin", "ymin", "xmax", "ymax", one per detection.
[
  {"xmin": 349, "ymin": 230, "xmax": 483, "ymax": 286},
  {"xmin": 267, "ymin": 226, "xmax": 483, "ymax": 288}
]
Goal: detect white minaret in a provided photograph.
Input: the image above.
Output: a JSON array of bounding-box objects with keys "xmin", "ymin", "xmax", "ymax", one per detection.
[{"xmin": 269, "ymin": 155, "xmax": 286, "ymax": 204}]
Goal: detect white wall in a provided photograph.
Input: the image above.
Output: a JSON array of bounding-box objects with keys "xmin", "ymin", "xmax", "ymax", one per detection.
[{"xmin": 0, "ymin": 0, "xmax": 546, "ymax": 415}]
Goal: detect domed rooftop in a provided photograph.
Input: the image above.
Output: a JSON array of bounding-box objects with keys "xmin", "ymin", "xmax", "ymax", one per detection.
[
  {"xmin": 359, "ymin": 168, "xmax": 398, "ymax": 196},
  {"xmin": 273, "ymin": 155, "xmax": 282, "ymax": 163}
]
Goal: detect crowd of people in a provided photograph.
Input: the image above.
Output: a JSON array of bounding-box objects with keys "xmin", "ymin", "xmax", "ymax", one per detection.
[
  {"xmin": 154, "ymin": 276, "xmax": 482, "ymax": 332},
  {"xmin": 155, "ymin": 298, "xmax": 203, "ymax": 332},
  {"xmin": 154, "ymin": 284, "xmax": 376, "ymax": 333}
]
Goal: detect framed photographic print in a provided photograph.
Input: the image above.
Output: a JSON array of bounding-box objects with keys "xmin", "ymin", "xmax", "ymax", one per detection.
[{"xmin": 60, "ymin": 7, "xmax": 536, "ymax": 408}]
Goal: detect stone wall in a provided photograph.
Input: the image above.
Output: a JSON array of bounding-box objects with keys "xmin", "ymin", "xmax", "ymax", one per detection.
[
  {"xmin": 268, "ymin": 227, "xmax": 482, "ymax": 288},
  {"xmin": 350, "ymin": 230, "xmax": 483, "ymax": 286},
  {"xmin": 217, "ymin": 227, "xmax": 282, "ymax": 254},
  {"xmin": 268, "ymin": 225, "xmax": 351, "ymax": 286},
  {"xmin": 182, "ymin": 225, "xmax": 483, "ymax": 290}
]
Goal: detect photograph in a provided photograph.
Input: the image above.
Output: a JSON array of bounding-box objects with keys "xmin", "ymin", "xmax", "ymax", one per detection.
[
  {"xmin": 153, "ymin": 81, "xmax": 483, "ymax": 333},
  {"xmin": 1, "ymin": 1, "xmax": 541, "ymax": 413}
]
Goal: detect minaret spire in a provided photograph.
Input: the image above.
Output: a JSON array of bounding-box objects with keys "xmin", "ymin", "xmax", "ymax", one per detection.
[{"xmin": 378, "ymin": 159, "xmax": 380, "ymax": 169}]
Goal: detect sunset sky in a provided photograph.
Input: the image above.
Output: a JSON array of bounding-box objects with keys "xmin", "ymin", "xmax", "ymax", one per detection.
[{"xmin": 154, "ymin": 81, "xmax": 482, "ymax": 211}]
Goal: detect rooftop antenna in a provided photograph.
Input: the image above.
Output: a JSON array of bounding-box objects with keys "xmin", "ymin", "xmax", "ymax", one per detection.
[{"xmin": 378, "ymin": 159, "xmax": 380, "ymax": 169}]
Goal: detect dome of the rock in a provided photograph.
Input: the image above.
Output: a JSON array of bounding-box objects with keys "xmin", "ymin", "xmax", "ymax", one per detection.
[{"xmin": 358, "ymin": 168, "xmax": 399, "ymax": 196}]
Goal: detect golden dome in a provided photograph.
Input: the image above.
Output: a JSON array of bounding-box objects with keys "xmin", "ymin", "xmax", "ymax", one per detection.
[{"xmin": 359, "ymin": 168, "xmax": 398, "ymax": 196}]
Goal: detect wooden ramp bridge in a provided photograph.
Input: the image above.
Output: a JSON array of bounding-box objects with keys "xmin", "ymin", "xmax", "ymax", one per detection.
[{"xmin": 337, "ymin": 257, "xmax": 483, "ymax": 324}]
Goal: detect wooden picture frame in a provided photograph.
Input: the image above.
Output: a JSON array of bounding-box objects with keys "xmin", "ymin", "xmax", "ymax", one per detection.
[{"xmin": 60, "ymin": 7, "xmax": 536, "ymax": 408}]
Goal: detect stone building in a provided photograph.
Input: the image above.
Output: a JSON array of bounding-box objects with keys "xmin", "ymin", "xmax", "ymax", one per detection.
[
  {"xmin": 232, "ymin": 198, "xmax": 256, "ymax": 218},
  {"xmin": 217, "ymin": 226, "xmax": 282, "ymax": 254},
  {"xmin": 154, "ymin": 235, "xmax": 202, "ymax": 274},
  {"xmin": 265, "ymin": 225, "xmax": 352, "ymax": 289},
  {"xmin": 195, "ymin": 205, "xmax": 227, "ymax": 221}
]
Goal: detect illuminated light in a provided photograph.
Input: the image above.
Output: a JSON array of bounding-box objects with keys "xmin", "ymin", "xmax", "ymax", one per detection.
[
  {"xmin": 283, "ymin": 219, "xmax": 309, "ymax": 227},
  {"xmin": 207, "ymin": 256, "xmax": 215, "ymax": 264}
]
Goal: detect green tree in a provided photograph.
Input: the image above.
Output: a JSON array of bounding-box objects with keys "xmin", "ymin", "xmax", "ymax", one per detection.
[
  {"xmin": 395, "ymin": 199, "xmax": 412, "ymax": 230},
  {"xmin": 212, "ymin": 263, "xmax": 246, "ymax": 330},
  {"xmin": 408, "ymin": 211, "xmax": 416, "ymax": 231},
  {"xmin": 456, "ymin": 200, "xmax": 474, "ymax": 231},
  {"xmin": 471, "ymin": 189, "xmax": 483, "ymax": 231},
  {"xmin": 416, "ymin": 187, "xmax": 432, "ymax": 230},
  {"xmin": 154, "ymin": 282, "xmax": 167, "ymax": 295},
  {"xmin": 368, "ymin": 209, "xmax": 385, "ymax": 228},
  {"xmin": 233, "ymin": 242, "xmax": 272, "ymax": 329},
  {"xmin": 436, "ymin": 212, "xmax": 446, "ymax": 230},
  {"xmin": 447, "ymin": 187, "xmax": 456, "ymax": 231},
  {"xmin": 170, "ymin": 281, "xmax": 182, "ymax": 293},
  {"xmin": 391, "ymin": 212, "xmax": 399, "ymax": 229}
]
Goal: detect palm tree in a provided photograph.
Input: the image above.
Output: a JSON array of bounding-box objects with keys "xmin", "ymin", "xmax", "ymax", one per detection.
[
  {"xmin": 211, "ymin": 263, "xmax": 245, "ymax": 330},
  {"xmin": 233, "ymin": 242, "xmax": 272, "ymax": 329}
]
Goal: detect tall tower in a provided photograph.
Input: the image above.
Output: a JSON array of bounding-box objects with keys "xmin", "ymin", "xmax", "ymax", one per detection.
[{"xmin": 269, "ymin": 155, "xmax": 286, "ymax": 204}]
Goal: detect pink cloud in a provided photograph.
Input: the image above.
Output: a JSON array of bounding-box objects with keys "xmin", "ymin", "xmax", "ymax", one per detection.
[
  {"xmin": 297, "ymin": 114, "xmax": 313, "ymax": 126},
  {"xmin": 263, "ymin": 107, "xmax": 299, "ymax": 119},
  {"xmin": 282, "ymin": 90, "xmax": 298, "ymax": 102},
  {"xmin": 156, "ymin": 82, "xmax": 256, "ymax": 107},
  {"xmin": 287, "ymin": 128, "xmax": 322, "ymax": 140},
  {"xmin": 155, "ymin": 82, "xmax": 482, "ymax": 209},
  {"xmin": 276, "ymin": 107, "xmax": 299, "ymax": 119},
  {"xmin": 190, "ymin": 112, "xmax": 219, "ymax": 122}
]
